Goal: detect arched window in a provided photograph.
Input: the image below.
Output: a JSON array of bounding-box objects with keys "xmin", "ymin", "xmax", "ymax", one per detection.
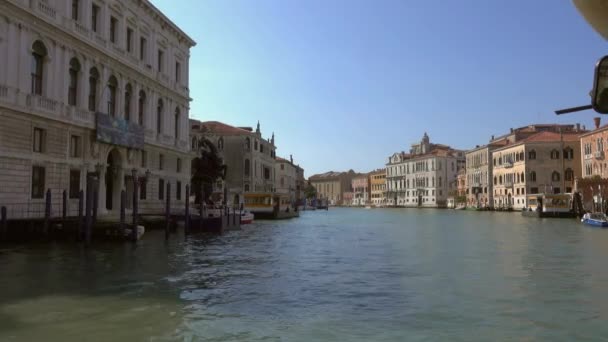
[
  {"xmin": 244, "ymin": 184, "xmax": 250, "ymax": 192},
  {"xmin": 245, "ymin": 137, "xmax": 251, "ymax": 150},
  {"xmin": 550, "ymin": 149, "xmax": 560, "ymax": 159},
  {"xmin": 565, "ymin": 168, "xmax": 574, "ymax": 181},
  {"xmin": 107, "ymin": 75, "xmax": 118, "ymax": 116},
  {"xmin": 31, "ymin": 41, "xmax": 47, "ymax": 95},
  {"xmin": 174, "ymin": 107, "xmax": 180, "ymax": 139},
  {"xmin": 493, "ymin": 176, "xmax": 497, "ymax": 185},
  {"xmin": 519, "ymin": 152, "xmax": 524, "ymax": 161},
  {"xmin": 244, "ymin": 159, "xmax": 250, "ymax": 176},
  {"xmin": 563, "ymin": 147, "xmax": 573, "ymax": 160},
  {"xmin": 156, "ymin": 98, "xmax": 163, "ymax": 134},
  {"xmin": 499, "ymin": 175, "xmax": 503, "ymax": 184},
  {"xmin": 520, "ymin": 172, "xmax": 524, "ymax": 183},
  {"xmin": 218, "ymin": 137, "xmax": 224, "ymax": 150},
  {"xmin": 88, "ymin": 67, "xmax": 99, "ymax": 111},
  {"xmin": 124, "ymin": 83, "xmax": 132, "ymax": 121},
  {"xmin": 68, "ymin": 58, "xmax": 80, "ymax": 106},
  {"xmin": 530, "ymin": 171, "xmax": 536, "ymax": 182},
  {"xmin": 138, "ymin": 90, "xmax": 146, "ymax": 125},
  {"xmin": 552, "ymin": 171, "xmax": 560, "ymax": 182},
  {"xmin": 528, "ymin": 150, "xmax": 536, "ymax": 160}
]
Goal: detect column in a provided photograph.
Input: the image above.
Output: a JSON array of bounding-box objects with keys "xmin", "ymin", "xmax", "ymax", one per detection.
[
  {"xmin": 18, "ymin": 25, "xmax": 29, "ymax": 93},
  {"xmin": 81, "ymin": 57, "xmax": 90, "ymax": 110},
  {"xmin": 97, "ymin": 165, "xmax": 107, "ymax": 215}
]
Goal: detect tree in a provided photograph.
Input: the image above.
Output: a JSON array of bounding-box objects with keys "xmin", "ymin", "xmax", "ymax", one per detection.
[
  {"xmin": 304, "ymin": 183, "xmax": 317, "ymax": 199},
  {"xmin": 191, "ymin": 137, "xmax": 226, "ymax": 204}
]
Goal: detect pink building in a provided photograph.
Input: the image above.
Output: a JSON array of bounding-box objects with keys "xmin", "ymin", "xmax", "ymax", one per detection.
[{"xmin": 351, "ymin": 175, "xmax": 370, "ymax": 206}]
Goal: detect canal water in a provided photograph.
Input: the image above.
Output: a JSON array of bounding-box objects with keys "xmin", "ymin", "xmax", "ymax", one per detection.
[{"xmin": 2, "ymin": 208, "xmax": 608, "ymax": 341}]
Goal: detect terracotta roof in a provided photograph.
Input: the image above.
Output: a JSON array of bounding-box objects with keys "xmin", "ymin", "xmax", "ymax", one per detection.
[
  {"xmin": 522, "ymin": 131, "xmax": 581, "ymax": 143},
  {"xmin": 579, "ymin": 123, "xmax": 608, "ymax": 137},
  {"xmin": 194, "ymin": 121, "xmax": 253, "ymax": 135}
]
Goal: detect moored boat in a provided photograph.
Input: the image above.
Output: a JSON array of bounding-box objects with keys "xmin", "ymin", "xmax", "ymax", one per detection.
[
  {"xmin": 240, "ymin": 211, "xmax": 254, "ymax": 224},
  {"xmin": 521, "ymin": 193, "xmax": 576, "ymax": 218},
  {"xmin": 244, "ymin": 192, "xmax": 299, "ymax": 220},
  {"xmin": 581, "ymin": 212, "xmax": 608, "ymax": 227}
]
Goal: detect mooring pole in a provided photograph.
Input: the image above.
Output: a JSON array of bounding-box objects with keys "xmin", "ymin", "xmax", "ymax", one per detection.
[
  {"xmin": 78, "ymin": 190, "xmax": 84, "ymax": 240},
  {"xmin": 85, "ymin": 179, "xmax": 92, "ymax": 245},
  {"xmin": 120, "ymin": 190, "xmax": 126, "ymax": 237},
  {"xmin": 44, "ymin": 189, "xmax": 51, "ymax": 236},
  {"xmin": 132, "ymin": 169, "xmax": 138, "ymax": 242},
  {"xmin": 199, "ymin": 189, "xmax": 204, "ymax": 231},
  {"xmin": 62, "ymin": 190, "xmax": 67, "ymax": 227},
  {"xmin": 92, "ymin": 181, "xmax": 98, "ymax": 225},
  {"xmin": 165, "ymin": 182, "xmax": 171, "ymax": 240},
  {"xmin": 1, "ymin": 206, "xmax": 6, "ymax": 240},
  {"xmin": 185, "ymin": 185, "xmax": 190, "ymax": 235}
]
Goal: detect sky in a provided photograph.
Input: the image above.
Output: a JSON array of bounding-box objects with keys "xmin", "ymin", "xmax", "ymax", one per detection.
[{"xmin": 154, "ymin": 0, "xmax": 608, "ymax": 177}]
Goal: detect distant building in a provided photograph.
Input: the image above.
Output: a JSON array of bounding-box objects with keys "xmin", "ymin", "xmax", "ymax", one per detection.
[
  {"xmin": 190, "ymin": 120, "xmax": 276, "ymax": 206},
  {"xmin": 466, "ymin": 123, "xmax": 585, "ymax": 209},
  {"xmin": 580, "ymin": 118, "xmax": 608, "ymax": 179},
  {"xmin": 0, "ymin": 0, "xmax": 195, "ymax": 217},
  {"xmin": 369, "ymin": 169, "xmax": 386, "ymax": 206},
  {"xmin": 491, "ymin": 131, "xmax": 581, "ymax": 210},
  {"xmin": 275, "ymin": 155, "xmax": 304, "ymax": 205},
  {"xmin": 309, "ymin": 170, "xmax": 357, "ymax": 206},
  {"xmin": 386, "ymin": 133, "xmax": 465, "ymax": 208},
  {"xmin": 351, "ymin": 174, "xmax": 369, "ymax": 206}
]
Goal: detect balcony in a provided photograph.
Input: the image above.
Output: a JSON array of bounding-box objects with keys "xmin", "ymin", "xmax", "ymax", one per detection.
[
  {"xmin": 594, "ymin": 151, "xmax": 604, "ymax": 159},
  {"xmin": 584, "ymin": 154, "xmax": 593, "ymax": 160},
  {"xmin": 503, "ymin": 180, "xmax": 513, "ymax": 187},
  {"xmin": 37, "ymin": 0, "xmax": 56, "ymax": 19},
  {"xmin": 26, "ymin": 93, "xmax": 58, "ymax": 114},
  {"xmin": 503, "ymin": 161, "xmax": 513, "ymax": 168}
]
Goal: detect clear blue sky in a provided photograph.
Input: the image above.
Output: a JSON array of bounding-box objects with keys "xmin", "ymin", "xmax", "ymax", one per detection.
[{"xmin": 154, "ymin": 0, "xmax": 607, "ymax": 177}]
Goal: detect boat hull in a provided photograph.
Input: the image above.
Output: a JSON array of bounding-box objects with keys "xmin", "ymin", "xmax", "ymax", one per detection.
[
  {"xmin": 253, "ymin": 210, "xmax": 300, "ymax": 220},
  {"xmin": 582, "ymin": 219, "xmax": 608, "ymax": 228}
]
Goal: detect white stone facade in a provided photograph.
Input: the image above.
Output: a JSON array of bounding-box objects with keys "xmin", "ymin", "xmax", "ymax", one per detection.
[
  {"xmin": 275, "ymin": 157, "xmax": 297, "ymax": 204},
  {"xmin": 0, "ymin": 0, "xmax": 195, "ymax": 218}
]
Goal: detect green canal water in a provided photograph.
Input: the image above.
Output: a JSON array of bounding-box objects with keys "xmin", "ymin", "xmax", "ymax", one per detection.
[{"xmin": 1, "ymin": 208, "xmax": 608, "ymax": 341}]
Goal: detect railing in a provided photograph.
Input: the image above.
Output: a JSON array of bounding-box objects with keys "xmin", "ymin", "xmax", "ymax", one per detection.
[
  {"xmin": 38, "ymin": 0, "xmax": 56, "ymax": 19},
  {"xmin": 94, "ymin": 34, "xmax": 106, "ymax": 48},
  {"xmin": 74, "ymin": 20, "xmax": 89, "ymax": 37},
  {"xmin": 26, "ymin": 93, "xmax": 58, "ymax": 113},
  {"xmin": 111, "ymin": 43, "xmax": 125, "ymax": 56},
  {"xmin": 594, "ymin": 151, "xmax": 604, "ymax": 159},
  {"xmin": 584, "ymin": 154, "xmax": 593, "ymax": 160}
]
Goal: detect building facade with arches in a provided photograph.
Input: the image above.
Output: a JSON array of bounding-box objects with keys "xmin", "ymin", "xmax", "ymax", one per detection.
[
  {"xmin": 0, "ymin": 0, "xmax": 195, "ymax": 217},
  {"xmin": 491, "ymin": 131, "xmax": 582, "ymax": 210}
]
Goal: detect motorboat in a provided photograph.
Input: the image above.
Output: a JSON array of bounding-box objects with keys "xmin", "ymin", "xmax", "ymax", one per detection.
[
  {"xmin": 581, "ymin": 212, "xmax": 608, "ymax": 228},
  {"xmin": 240, "ymin": 211, "xmax": 254, "ymax": 224}
]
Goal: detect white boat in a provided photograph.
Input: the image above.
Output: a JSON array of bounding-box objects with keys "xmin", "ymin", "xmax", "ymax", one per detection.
[
  {"xmin": 124, "ymin": 225, "xmax": 145, "ymax": 240},
  {"xmin": 240, "ymin": 211, "xmax": 254, "ymax": 224},
  {"xmin": 364, "ymin": 205, "xmax": 372, "ymax": 209}
]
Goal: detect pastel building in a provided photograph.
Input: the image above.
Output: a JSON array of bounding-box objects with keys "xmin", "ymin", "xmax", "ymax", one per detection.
[
  {"xmin": 369, "ymin": 168, "xmax": 386, "ymax": 206},
  {"xmin": 386, "ymin": 133, "xmax": 464, "ymax": 208},
  {"xmin": 309, "ymin": 170, "xmax": 357, "ymax": 206},
  {"xmin": 351, "ymin": 174, "xmax": 369, "ymax": 206}
]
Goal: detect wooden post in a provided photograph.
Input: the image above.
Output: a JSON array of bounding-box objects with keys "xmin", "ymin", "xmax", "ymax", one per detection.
[
  {"xmin": 120, "ymin": 190, "xmax": 126, "ymax": 237},
  {"xmin": 92, "ymin": 181, "xmax": 98, "ymax": 225},
  {"xmin": 1, "ymin": 206, "xmax": 6, "ymax": 239},
  {"xmin": 199, "ymin": 189, "xmax": 204, "ymax": 231},
  {"xmin": 62, "ymin": 190, "xmax": 67, "ymax": 225},
  {"xmin": 78, "ymin": 190, "xmax": 83, "ymax": 240},
  {"xmin": 185, "ymin": 185, "xmax": 190, "ymax": 235},
  {"xmin": 43, "ymin": 189, "xmax": 51, "ymax": 235},
  {"xmin": 85, "ymin": 179, "xmax": 92, "ymax": 245},
  {"xmin": 132, "ymin": 169, "xmax": 138, "ymax": 242},
  {"xmin": 165, "ymin": 182, "xmax": 171, "ymax": 240}
]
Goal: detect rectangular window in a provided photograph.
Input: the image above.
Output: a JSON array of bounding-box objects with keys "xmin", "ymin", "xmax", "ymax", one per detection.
[
  {"xmin": 157, "ymin": 50, "xmax": 163, "ymax": 71},
  {"xmin": 177, "ymin": 158, "xmax": 182, "ymax": 173},
  {"xmin": 72, "ymin": 0, "xmax": 79, "ymax": 21},
  {"xmin": 140, "ymin": 179, "xmax": 147, "ymax": 200},
  {"xmin": 140, "ymin": 37, "xmax": 147, "ymax": 61},
  {"xmin": 69, "ymin": 169, "xmax": 80, "ymax": 198},
  {"xmin": 31, "ymin": 166, "xmax": 45, "ymax": 199},
  {"xmin": 33, "ymin": 128, "xmax": 45, "ymax": 153},
  {"xmin": 158, "ymin": 178, "xmax": 164, "ymax": 200},
  {"xmin": 531, "ymin": 187, "xmax": 539, "ymax": 194},
  {"xmin": 110, "ymin": 17, "xmax": 117, "ymax": 43},
  {"xmin": 70, "ymin": 135, "xmax": 81, "ymax": 158},
  {"xmin": 176, "ymin": 181, "xmax": 182, "ymax": 200},
  {"xmin": 159, "ymin": 154, "xmax": 164, "ymax": 170},
  {"xmin": 175, "ymin": 62, "xmax": 181, "ymax": 82},
  {"xmin": 264, "ymin": 167, "xmax": 270, "ymax": 180},
  {"xmin": 126, "ymin": 28, "xmax": 133, "ymax": 52},
  {"xmin": 141, "ymin": 150, "xmax": 147, "ymax": 168},
  {"xmin": 91, "ymin": 4, "xmax": 99, "ymax": 32}
]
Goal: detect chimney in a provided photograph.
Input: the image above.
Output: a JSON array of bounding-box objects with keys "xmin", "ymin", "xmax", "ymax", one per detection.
[
  {"xmin": 510, "ymin": 128, "xmax": 514, "ymax": 133},
  {"xmin": 290, "ymin": 154, "xmax": 293, "ymax": 163},
  {"xmin": 594, "ymin": 117, "xmax": 601, "ymax": 129},
  {"xmin": 491, "ymin": 135, "xmax": 494, "ymax": 141},
  {"xmin": 576, "ymin": 123, "xmax": 581, "ymax": 132}
]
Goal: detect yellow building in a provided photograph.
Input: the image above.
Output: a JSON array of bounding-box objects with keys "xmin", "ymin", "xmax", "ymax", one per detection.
[
  {"xmin": 492, "ymin": 132, "xmax": 581, "ymax": 210},
  {"xmin": 369, "ymin": 169, "xmax": 386, "ymax": 206}
]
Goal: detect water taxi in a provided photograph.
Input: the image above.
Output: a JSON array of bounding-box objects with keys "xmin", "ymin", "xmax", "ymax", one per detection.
[
  {"xmin": 521, "ymin": 193, "xmax": 575, "ymax": 218},
  {"xmin": 581, "ymin": 212, "xmax": 608, "ymax": 228},
  {"xmin": 240, "ymin": 211, "xmax": 254, "ymax": 224},
  {"xmin": 244, "ymin": 193, "xmax": 299, "ymax": 220}
]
